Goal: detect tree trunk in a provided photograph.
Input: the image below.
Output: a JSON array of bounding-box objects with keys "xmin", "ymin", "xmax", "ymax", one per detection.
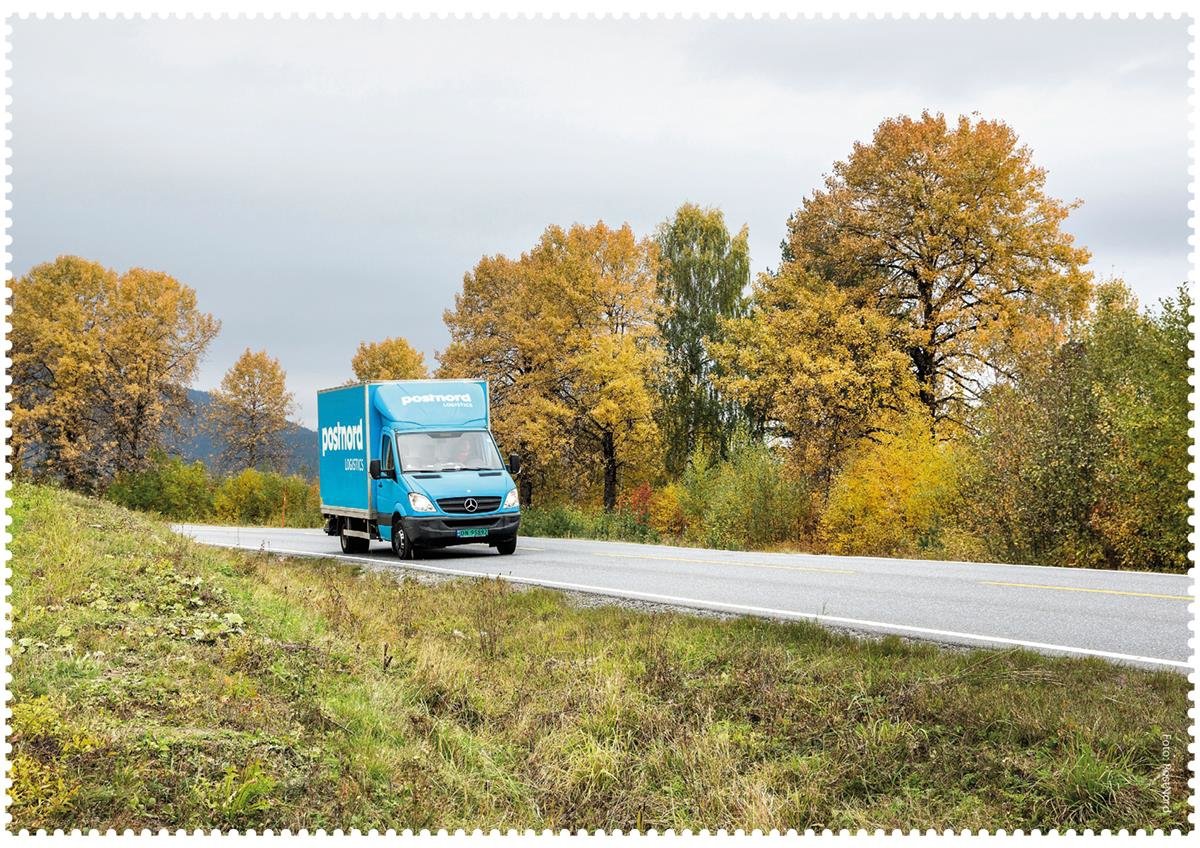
[
  {"xmin": 911, "ymin": 343, "xmax": 938, "ymax": 421},
  {"xmin": 601, "ymin": 430, "xmax": 618, "ymax": 512},
  {"xmin": 912, "ymin": 278, "xmax": 940, "ymax": 423}
]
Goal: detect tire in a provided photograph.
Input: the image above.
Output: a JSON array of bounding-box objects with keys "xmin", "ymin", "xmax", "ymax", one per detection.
[
  {"xmin": 339, "ymin": 520, "xmax": 369, "ymax": 554},
  {"xmin": 495, "ymin": 538, "xmax": 517, "ymax": 556},
  {"xmin": 391, "ymin": 516, "xmax": 414, "ymax": 560}
]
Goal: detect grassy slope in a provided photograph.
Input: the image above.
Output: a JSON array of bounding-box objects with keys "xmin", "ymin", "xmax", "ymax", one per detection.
[{"xmin": 7, "ymin": 483, "xmax": 1191, "ymax": 832}]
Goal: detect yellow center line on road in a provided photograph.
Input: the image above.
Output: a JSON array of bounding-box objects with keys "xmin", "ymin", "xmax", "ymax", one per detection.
[
  {"xmin": 981, "ymin": 581, "xmax": 1192, "ymax": 601},
  {"xmin": 595, "ymin": 551, "xmax": 855, "ymax": 575}
]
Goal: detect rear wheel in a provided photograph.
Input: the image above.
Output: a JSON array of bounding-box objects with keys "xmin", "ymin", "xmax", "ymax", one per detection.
[
  {"xmin": 391, "ymin": 516, "xmax": 413, "ymax": 560},
  {"xmin": 339, "ymin": 520, "xmax": 369, "ymax": 554},
  {"xmin": 496, "ymin": 539, "xmax": 517, "ymax": 556}
]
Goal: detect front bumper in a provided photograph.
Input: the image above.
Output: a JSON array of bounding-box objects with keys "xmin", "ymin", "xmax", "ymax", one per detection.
[{"xmin": 400, "ymin": 513, "xmax": 520, "ymax": 548}]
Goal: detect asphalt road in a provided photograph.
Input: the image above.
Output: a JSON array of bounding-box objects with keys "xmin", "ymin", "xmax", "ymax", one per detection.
[{"xmin": 174, "ymin": 525, "xmax": 1193, "ymax": 670}]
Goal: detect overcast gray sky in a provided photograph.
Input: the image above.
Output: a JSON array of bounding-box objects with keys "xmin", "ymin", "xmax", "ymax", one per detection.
[{"xmin": 12, "ymin": 17, "xmax": 1191, "ymax": 428}]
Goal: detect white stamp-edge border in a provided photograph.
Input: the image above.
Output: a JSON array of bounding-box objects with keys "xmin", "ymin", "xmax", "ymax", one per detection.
[{"xmin": 0, "ymin": 1, "xmax": 1195, "ymax": 839}]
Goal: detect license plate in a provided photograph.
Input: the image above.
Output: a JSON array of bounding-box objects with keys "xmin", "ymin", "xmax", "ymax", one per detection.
[{"xmin": 456, "ymin": 528, "xmax": 489, "ymax": 538}]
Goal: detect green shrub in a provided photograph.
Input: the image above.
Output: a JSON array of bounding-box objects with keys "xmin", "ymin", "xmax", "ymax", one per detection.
[
  {"xmin": 207, "ymin": 761, "xmax": 277, "ymax": 827},
  {"xmin": 520, "ymin": 504, "xmax": 659, "ymax": 543},
  {"xmin": 213, "ymin": 469, "xmax": 271, "ymax": 524},
  {"xmin": 213, "ymin": 469, "xmax": 321, "ymax": 528},
  {"xmin": 679, "ymin": 436, "xmax": 813, "ymax": 550},
  {"xmin": 106, "ymin": 450, "xmax": 214, "ymax": 520},
  {"xmin": 103, "ymin": 452, "xmax": 323, "ymax": 529},
  {"xmin": 961, "ymin": 283, "xmax": 1191, "ymax": 571},
  {"xmin": 522, "ymin": 437, "xmax": 812, "ymax": 551},
  {"xmin": 520, "ymin": 503, "xmax": 588, "ymax": 538},
  {"xmin": 592, "ymin": 508, "xmax": 659, "ymax": 543}
]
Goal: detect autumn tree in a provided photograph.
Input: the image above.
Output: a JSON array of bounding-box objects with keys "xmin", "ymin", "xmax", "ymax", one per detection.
[
  {"xmin": 714, "ymin": 269, "xmax": 915, "ymax": 488},
  {"xmin": 10, "ymin": 256, "xmax": 219, "ymax": 489},
  {"xmin": 206, "ymin": 349, "xmax": 296, "ymax": 472},
  {"xmin": 10, "ymin": 256, "xmax": 110, "ymax": 488},
  {"xmin": 350, "ymin": 336, "xmax": 429, "ymax": 381},
  {"xmin": 784, "ymin": 112, "xmax": 1092, "ymax": 429},
  {"xmin": 536, "ymin": 222, "xmax": 662, "ymax": 510},
  {"xmin": 99, "ymin": 269, "xmax": 223, "ymax": 473},
  {"xmin": 655, "ymin": 203, "xmax": 750, "ymax": 474},
  {"xmin": 441, "ymin": 222, "xmax": 662, "ymax": 511},
  {"xmin": 439, "ymin": 253, "xmax": 563, "ymax": 506}
]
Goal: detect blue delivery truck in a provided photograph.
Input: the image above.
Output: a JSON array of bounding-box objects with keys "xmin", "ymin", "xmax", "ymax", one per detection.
[{"xmin": 317, "ymin": 380, "xmax": 521, "ymax": 559}]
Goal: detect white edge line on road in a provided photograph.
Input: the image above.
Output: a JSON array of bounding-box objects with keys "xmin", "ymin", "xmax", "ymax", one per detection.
[
  {"xmin": 520, "ymin": 536, "xmax": 1197, "ymax": 579},
  {"xmin": 193, "ymin": 539, "xmax": 1192, "ymax": 671},
  {"xmin": 176, "ymin": 525, "xmax": 1192, "ymax": 580}
]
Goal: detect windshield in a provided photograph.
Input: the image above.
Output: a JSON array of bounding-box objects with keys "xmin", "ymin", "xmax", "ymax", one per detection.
[{"xmin": 395, "ymin": 431, "xmax": 504, "ymax": 472}]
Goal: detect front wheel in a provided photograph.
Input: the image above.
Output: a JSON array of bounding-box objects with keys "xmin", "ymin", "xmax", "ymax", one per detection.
[
  {"xmin": 495, "ymin": 538, "xmax": 517, "ymax": 556},
  {"xmin": 391, "ymin": 517, "xmax": 413, "ymax": 560}
]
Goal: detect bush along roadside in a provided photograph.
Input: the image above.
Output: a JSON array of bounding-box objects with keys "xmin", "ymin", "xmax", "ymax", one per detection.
[
  {"xmin": 105, "ymin": 450, "xmax": 322, "ymax": 527},
  {"xmin": 520, "ymin": 439, "xmax": 814, "ymax": 552},
  {"xmin": 8, "ymin": 481, "xmax": 1191, "ymax": 832},
  {"xmin": 519, "ymin": 502, "xmax": 660, "ymax": 544}
]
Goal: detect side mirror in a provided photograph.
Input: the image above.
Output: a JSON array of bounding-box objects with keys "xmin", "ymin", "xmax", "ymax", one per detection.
[
  {"xmin": 369, "ymin": 459, "xmax": 382, "ymax": 480},
  {"xmin": 507, "ymin": 453, "xmax": 522, "ymax": 475}
]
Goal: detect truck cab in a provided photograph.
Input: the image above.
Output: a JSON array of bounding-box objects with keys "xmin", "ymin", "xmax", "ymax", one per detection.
[{"xmin": 317, "ymin": 380, "xmax": 521, "ymax": 559}]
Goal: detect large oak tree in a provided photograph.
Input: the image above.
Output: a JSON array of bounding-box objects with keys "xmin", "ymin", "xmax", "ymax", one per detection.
[{"xmin": 784, "ymin": 112, "xmax": 1092, "ymax": 429}]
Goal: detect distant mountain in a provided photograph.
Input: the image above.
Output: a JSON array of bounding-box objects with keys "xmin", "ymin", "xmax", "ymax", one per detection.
[{"xmin": 168, "ymin": 389, "xmax": 318, "ymax": 478}]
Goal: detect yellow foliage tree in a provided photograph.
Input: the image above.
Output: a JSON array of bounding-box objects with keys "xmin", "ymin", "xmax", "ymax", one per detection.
[
  {"xmin": 350, "ymin": 337, "xmax": 429, "ymax": 381},
  {"xmin": 820, "ymin": 415, "xmax": 964, "ymax": 558},
  {"xmin": 714, "ymin": 269, "xmax": 915, "ymax": 488},
  {"xmin": 10, "ymin": 256, "xmax": 219, "ymax": 489},
  {"xmin": 440, "ymin": 222, "xmax": 662, "ymax": 510},
  {"xmin": 784, "ymin": 112, "xmax": 1093, "ymax": 430},
  {"xmin": 439, "ymin": 253, "xmax": 563, "ymax": 505},
  {"xmin": 206, "ymin": 349, "xmax": 296, "ymax": 472}
]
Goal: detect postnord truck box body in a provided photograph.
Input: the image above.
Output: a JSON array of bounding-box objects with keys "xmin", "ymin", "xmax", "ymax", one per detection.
[{"xmin": 317, "ymin": 379, "xmax": 521, "ymax": 558}]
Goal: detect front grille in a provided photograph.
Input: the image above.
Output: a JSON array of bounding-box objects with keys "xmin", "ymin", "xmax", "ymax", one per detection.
[
  {"xmin": 442, "ymin": 518, "xmax": 501, "ymax": 528},
  {"xmin": 437, "ymin": 496, "xmax": 502, "ymax": 514}
]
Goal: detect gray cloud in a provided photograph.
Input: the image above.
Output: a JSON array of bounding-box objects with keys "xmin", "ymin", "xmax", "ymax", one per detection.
[
  {"xmin": 11, "ymin": 17, "xmax": 1190, "ymax": 427},
  {"xmin": 686, "ymin": 17, "xmax": 1190, "ymax": 95}
]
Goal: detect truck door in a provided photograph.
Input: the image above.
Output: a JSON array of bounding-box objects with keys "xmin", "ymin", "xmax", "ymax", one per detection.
[{"xmin": 375, "ymin": 431, "xmax": 401, "ymax": 520}]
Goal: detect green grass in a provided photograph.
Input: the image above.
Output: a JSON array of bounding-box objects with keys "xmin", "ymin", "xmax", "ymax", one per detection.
[{"xmin": 7, "ymin": 482, "xmax": 1192, "ymax": 831}]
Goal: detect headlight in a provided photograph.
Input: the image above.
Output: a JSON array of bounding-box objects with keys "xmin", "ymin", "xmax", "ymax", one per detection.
[
  {"xmin": 408, "ymin": 492, "xmax": 436, "ymax": 513},
  {"xmin": 503, "ymin": 488, "xmax": 519, "ymax": 509}
]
